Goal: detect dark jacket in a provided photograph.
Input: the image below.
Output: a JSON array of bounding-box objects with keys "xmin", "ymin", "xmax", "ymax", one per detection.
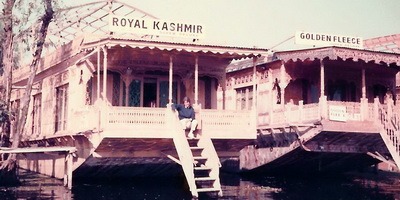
[{"xmin": 172, "ymin": 104, "xmax": 195, "ymax": 120}]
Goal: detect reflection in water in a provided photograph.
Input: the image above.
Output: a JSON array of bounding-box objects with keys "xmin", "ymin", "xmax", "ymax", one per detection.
[{"xmin": 0, "ymin": 169, "xmax": 399, "ymax": 200}]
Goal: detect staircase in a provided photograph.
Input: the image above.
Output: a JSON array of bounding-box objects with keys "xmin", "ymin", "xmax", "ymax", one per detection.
[
  {"xmin": 173, "ymin": 134, "xmax": 222, "ymax": 198},
  {"xmin": 170, "ymin": 109, "xmax": 222, "ymax": 198},
  {"xmin": 378, "ymin": 105, "xmax": 400, "ymax": 168}
]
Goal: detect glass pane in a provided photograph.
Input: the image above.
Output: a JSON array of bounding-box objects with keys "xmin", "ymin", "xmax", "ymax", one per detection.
[
  {"xmin": 129, "ymin": 80, "xmax": 141, "ymax": 107},
  {"xmin": 122, "ymin": 82, "xmax": 126, "ymax": 106},
  {"xmin": 159, "ymin": 81, "xmax": 168, "ymax": 107},
  {"xmin": 112, "ymin": 74, "xmax": 120, "ymax": 106},
  {"xmin": 159, "ymin": 81, "xmax": 178, "ymax": 107}
]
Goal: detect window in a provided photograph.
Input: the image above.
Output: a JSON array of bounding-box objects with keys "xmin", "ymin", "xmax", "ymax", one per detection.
[
  {"xmin": 85, "ymin": 78, "xmax": 93, "ymax": 105},
  {"xmin": 55, "ymin": 84, "xmax": 68, "ymax": 132},
  {"xmin": 32, "ymin": 93, "xmax": 42, "ymax": 136},
  {"xmin": 236, "ymin": 86, "xmax": 253, "ymax": 110}
]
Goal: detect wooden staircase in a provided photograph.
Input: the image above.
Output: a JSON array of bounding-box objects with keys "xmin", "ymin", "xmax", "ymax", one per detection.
[
  {"xmin": 173, "ymin": 135, "xmax": 222, "ymax": 198},
  {"xmin": 169, "ymin": 109, "xmax": 222, "ymax": 198},
  {"xmin": 378, "ymin": 105, "xmax": 400, "ymax": 168}
]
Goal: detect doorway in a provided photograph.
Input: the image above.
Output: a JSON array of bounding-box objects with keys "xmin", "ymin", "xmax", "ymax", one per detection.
[{"xmin": 144, "ymin": 78, "xmax": 157, "ymax": 107}]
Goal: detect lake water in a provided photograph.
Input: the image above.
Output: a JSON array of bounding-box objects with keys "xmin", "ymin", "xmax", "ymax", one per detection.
[{"xmin": 1, "ymin": 169, "xmax": 399, "ymax": 200}]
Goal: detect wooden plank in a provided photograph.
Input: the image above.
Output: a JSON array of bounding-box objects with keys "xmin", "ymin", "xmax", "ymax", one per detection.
[{"xmin": 0, "ymin": 146, "xmax": 76, "ymax": 154}]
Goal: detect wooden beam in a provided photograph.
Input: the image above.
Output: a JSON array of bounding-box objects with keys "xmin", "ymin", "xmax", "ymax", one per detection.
[{"xmin": 0, "ymin": 146, "xmax": 76, "ymax": 154}]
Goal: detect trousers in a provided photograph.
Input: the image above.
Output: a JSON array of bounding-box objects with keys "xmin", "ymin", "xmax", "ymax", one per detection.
[{"xmin": 180, "ymin": 118, "xmax": 198, "ymax": 131}]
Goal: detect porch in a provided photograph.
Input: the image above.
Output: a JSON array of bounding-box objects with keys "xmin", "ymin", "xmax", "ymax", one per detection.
[
  {"xmin": 71, "ymin": 104, "xmax": 257, "ymax": 140},
  {"xmin": 259, "ymin": 97, "xmax": 391, "ymax": 128}
]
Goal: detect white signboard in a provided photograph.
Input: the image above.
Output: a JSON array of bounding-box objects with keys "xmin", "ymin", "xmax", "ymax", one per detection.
[
  {"xmin": 329, "ymin": 105, "xmax": 347, "ymax": 122},
  {"xmin": 109, "ymin": 14, "xmax": 205, "ymax": 39},
  {"xmin": 295, "ymin": 31, "xmax": 363, "ymax": 49}
]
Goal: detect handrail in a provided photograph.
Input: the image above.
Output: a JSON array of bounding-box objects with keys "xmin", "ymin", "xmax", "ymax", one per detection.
[
  {"xmin": 197, "ymin": 136, "xmax": 223, "ymax": 196},
  {"xmin": 267, "ymin": 100, "xmax": 382, "ymax": 127},
  {"xmin": 377, "ymin": 103, "xmax": 400, "ymax": 168},
  {"xmin": 168, "ymin": 106, "xmax": 197, "ymax": 197}
]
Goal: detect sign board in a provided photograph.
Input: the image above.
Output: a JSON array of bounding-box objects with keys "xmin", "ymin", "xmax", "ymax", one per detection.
[
  {"xmin": 328, "ymin": 105, "xmax": 347, "ymax": 122},
  {"xmin": 295, "ymin": 31, "xmax": 363, "ymax": 49},
  {"xmin": 109, "ymin": 14, "xmax": 205, "ymax": 39}
]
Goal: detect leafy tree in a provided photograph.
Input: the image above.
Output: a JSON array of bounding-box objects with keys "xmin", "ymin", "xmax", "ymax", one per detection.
[{"xmin": 0, "ymin": 0, "xmax": 57, "ymax": 178}]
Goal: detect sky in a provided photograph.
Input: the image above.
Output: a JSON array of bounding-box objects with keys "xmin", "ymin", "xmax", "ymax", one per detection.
[{"xmin": 67, "ymin": 0, "xmax": 400, "ymax": 51}]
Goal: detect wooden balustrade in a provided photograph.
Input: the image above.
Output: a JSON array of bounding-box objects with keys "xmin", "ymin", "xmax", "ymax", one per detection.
[
  {"xmin": 201, "ymin": 109, "xmax": 255, "ymax": 138},
  {"xmin": 265, "ymin": 99, "xmax": 388, "ymax": 126},
  {"xmin": 106, "ymin": 107, "xmax": 166, "ymax": 130},
  {"xmin": 68, "ymin": 106, "xmax": 255, "ymax": 139}
]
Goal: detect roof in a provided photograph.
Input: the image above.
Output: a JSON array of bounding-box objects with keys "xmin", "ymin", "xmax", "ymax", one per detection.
[
  {"xmin": 363, "ymin": 34, "xmax": 400, "ymax": 54},
  {"xmin": 46, "ymin": 0, "xmax": 157, "ymax": 51},
  {"xmin": 46, "ymin": 0, "xmax": 268, "ymax": 58},
  {"xmin": 273, "ymin": 46, "xmax": 400, "ymax": 66}
]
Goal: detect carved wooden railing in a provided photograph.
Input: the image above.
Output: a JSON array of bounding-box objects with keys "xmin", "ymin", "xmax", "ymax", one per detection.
[
  {"xmin": 69, "ymin": 106, "xmax": 256, "ymax": 139},
  {"xmin": 200, "ymin": 109, "xmax": 255, "ymax": 138},
  {"xmin": 105, "ymin": 107, "xmax": 167, "ymax": 133},
  {"xmin": 266, "ymin": 99, "xmax": 379, "ymax": 127},
  {"xmin": 268, "ymin": 102, "xmax": 320, "ymax": 125}
]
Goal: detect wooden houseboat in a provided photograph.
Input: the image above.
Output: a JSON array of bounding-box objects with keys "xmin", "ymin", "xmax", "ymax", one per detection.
[
  {"xmin": 0, "ymin": 1, "xmax": 267, "ymax": 197},
  {"xmin": 225, "ymin": 46, "xmax": 400, "ymax": 175}
]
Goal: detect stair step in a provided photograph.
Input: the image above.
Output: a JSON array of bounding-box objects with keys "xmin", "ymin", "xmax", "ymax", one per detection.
[
  {"xmin": 196, "ymin": 187, "xmax": 220, "ymax": 193},
  {"xmin": 190, "ymin": 147, "xmax": 204, "ymax": 150},
  {"xmin": 195, "ymin": 177, "xmax": 216, "ymax": 181},
  {"xmin": 193, "ymin": 156, "xmax": 207, "ymax": 160},
  {"xmin": 194, "ymin": 166, "xmax": 212, "ymax": 170}
]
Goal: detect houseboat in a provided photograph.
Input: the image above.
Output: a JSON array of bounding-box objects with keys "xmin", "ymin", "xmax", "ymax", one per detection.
[
  {"xmin": 0, "ymin": 1, "xmax": 267, "ymax": 197},
  {"xmin": 225, "ymin": 46, "xmax": 400, "ymax": 175}
]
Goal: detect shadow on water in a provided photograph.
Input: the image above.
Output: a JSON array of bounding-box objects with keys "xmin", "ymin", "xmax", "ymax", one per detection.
[{"xmin": 1, "ymin": 169, "xmax": 400, "ymax": 199}]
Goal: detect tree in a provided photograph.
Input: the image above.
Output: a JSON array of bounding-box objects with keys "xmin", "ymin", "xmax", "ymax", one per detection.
[{"xmin": 0, "ymin": 0, "xmax": 55, "ymax": 179}]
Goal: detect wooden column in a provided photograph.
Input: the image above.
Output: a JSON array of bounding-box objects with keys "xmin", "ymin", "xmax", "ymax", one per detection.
[
  {"xmin": 362, "ymin": 68, "xmax": 366, "ymax": 99},
  {"xmin": 252, "ymin": 57, "xmax": 257, "ymax": 129},
  {"xmin": 102, "ymin": 47, "xmax": 108, "ymax": 100},
  {"xmin": 279, "ymin": 62, "xmax": 286, "ymax": 105},
  {"xmin": 67, "ymin": 153, "xmax": 73, "ymax": 189},
  {"xmin": 169, "ymin": 56, "xmax": 173, "ymax": 104},
  {"xmin": 97, "ymin": 47, "xmax": 100, "ymax": 101},
  {"xmin": 64, "ymin": 153, "xmax": 73, "ymax": 189},
  {"xmin": 253, "ymin": 57, "xmax": 257, "ymax": 110},
  {"xmin": 361, "ymin": 68, "xmax": 367, "ymax": 120},
  {"xmin": 320, "ymin": 59, "xmax": 325, "ymax": 98},
  {"xmin": 195, "ymin": 56, "xmax": 199, "ymax": 105},
  {"xmin": 319, "ymin": 59, "xmax": 327, "ymax": 119},
  {"xmin": 96, "ymin": 47, "xmax": 102, "ymax": 131}
]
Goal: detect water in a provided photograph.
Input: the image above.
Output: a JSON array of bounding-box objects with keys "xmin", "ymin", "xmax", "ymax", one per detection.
[{"xmin": 1, "ymin": 169, "xmax": 399, "ymax": 200}]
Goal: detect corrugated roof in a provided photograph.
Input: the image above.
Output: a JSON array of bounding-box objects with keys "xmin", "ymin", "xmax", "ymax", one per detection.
[
  {"xmin": 45, "ymin": 0, "xmax": 157, "ymax": 53},
  {"xmin": 273, "ymin": 46, "xmax": 400, "ymax": 66},
  {"xmin": 46, "ymin": 0, "xmax": 268, "ymax": 57},
  {"xmin": 364, "ymin": 34, "xmax": 400, "ymax": 54}
]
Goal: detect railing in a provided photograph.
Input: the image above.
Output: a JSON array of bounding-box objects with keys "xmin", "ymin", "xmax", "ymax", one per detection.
[
  {"xmin": 265, "ymin": 98, "xmax": 387, "ymax": 126},
  {"xmin": 377, "ymin": 101, "xmax": 400, "ymax": 168},
  {"xmin": 106, "ymin": 107, "xmax": 167, "ymax": 131},
  {"xmin": 69, "ymin": 106, "xmax": 256, "ymax": 139},
  {"xmin": 201, "ymin": 109, "xmax": 255, "ymax": 138},
  {"xmin": 267, "ymin": 102, "xmax": 320, "ymax": 126}
]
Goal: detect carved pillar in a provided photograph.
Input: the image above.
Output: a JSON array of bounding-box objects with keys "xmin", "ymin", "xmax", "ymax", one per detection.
[
  {"xmin": 194, "ymin": 56, "xmax": 199, "ymax": 105},
  {"xmin": 362, "ymin": 68, "xmax": 366, "ymax": 99},
  {"xmin": 169, "ymin": 56, "xmax": 173, "ymax": 104},
  {"xmin": 97, "ymin": 47, "xmax": 101, "ymax": 101},
  {"xmin": 279, "ymin": 62, "xmax": 288, "ymax": 106},
  {"xmin": 361, "ymin": 68, "xmax": 367, "ymax": 120},
  {"xmin": 320, "ymin": 59, "xmax": 325, "ymax": 98},
  {"xmin": 319, "ymin": 59, "xmax": 327, "ymax": 119},
  {"xmin": 102, "ymin": 47, "xmax": 108, "ymax": 101}
]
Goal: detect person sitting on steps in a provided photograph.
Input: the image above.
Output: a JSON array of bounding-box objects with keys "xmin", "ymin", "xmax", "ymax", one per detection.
[{"xmin": 171, "ymin": 96, "xmax": 198, "ymax": 139}]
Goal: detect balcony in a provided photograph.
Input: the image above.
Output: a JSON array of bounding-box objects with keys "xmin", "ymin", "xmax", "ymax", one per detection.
[
  {"xmin": 260, "ymin": 97, "xmax": 396, "ymax": 128},
  {"xmin": 69, "ymin": 105, "xmax": 257, "ymax": 140}
]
